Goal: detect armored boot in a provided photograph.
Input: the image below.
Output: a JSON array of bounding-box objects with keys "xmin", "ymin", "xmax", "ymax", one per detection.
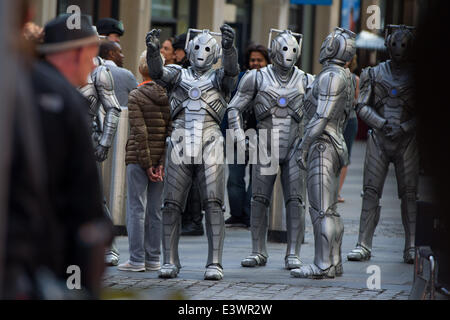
[
  {"xmin": 284, "ymin": 199, "xmax": 305, "ymax": 270},
  {"xmin": 347, "ymin": 188, "xmax": 381, "ymax": 262},
  {"xmin": 291, "ymin": 207, "xmax": 336, "ymax": 279},
  {"xmin": 241, "ymin": 197, "xmax": 269, "ymax": 267},
  {"xmin": 204, "ymin": 202, "xmax": 225, "ymax": 280},
  {"xmin": 159, "ymin": 203, "xmax": 182, "ymax": 279}
]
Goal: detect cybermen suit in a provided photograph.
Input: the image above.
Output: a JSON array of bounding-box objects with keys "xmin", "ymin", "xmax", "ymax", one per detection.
[
  {"xmin": 146, "ymin": 25, "xmax": 239, "ymax": 280},
  {"xmin": 227, "ymin": 30, "xmax": 313, "ymax": 270},
  {"xmin": 291, "ymin": 27, "xmax": 356, "ymax": 279},
  {"xmin": 79, "ymin": 56, "xmax": 121, "ymax": 266},
  {"xmin": 347, "ymin": 25, "xmax": 417, "ymax": 264}
]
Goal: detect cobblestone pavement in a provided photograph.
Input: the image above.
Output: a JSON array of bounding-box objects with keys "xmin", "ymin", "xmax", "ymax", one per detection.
[
  {"xmin": 102, "ymin": 142, "xmax": 420, "ymax": 300},
  {"xmin": 102, "ymin": 274, "xmax": 410, "ymax": 300}
]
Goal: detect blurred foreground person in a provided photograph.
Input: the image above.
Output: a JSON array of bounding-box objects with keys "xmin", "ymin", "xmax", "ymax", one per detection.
[{"xmin": 2, "ymin": 8, "xmax": 112, "ymax": 299}]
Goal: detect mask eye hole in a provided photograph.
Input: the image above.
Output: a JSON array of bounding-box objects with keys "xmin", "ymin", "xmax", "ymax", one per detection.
[
  {"xmin": 194, "ymin": 45, "xmax": 200, "ymax": 50},
  {"xmin": 401, "ymin": 43, "xmax": 406, "ymax": 48},
  {"xmin": 293, "ymin": 48, "xmax": 297, "ymax": 53},
  {"xmin": 205, "ymin": 47, "xmax": 210, "ymax": 52},
  {"xmin": 283, "ymin": 46, "xmax": 288, "ymax": 51}
]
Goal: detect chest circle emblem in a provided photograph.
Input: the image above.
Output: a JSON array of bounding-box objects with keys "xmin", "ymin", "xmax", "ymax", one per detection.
[
  {"xmin": 189, "ymin": 87, "xmax": 202, "ymax": 100},
  {"xmin": 277, "ymin": 96, "xmax": 289, "ymax": 107}
]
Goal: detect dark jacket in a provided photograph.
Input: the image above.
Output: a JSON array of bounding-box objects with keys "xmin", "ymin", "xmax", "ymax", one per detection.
[
  {"xmin": 125, "ymin": 81, "xmax": 171, "ymax": 168},
  {"xmin": 4, "ymin": 60, "xmax": 110, "ymax": 299}
]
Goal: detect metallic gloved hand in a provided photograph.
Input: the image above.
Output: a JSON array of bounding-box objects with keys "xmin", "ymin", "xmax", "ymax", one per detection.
[
  {"xmin": 95, "ymin": 144, "xmax": 110, "ymax": 162},
  {"xmin": 220, "ymin": 24, "xmax": 235, "ymax": 50},
  {"xmin": 146, "ymin": 29, "xmax": 161, "ymax": 55}
]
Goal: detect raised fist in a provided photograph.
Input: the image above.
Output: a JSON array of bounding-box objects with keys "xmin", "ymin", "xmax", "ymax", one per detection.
[
  {"xmin": 220, "ymin": 24, "xmax": 235, "ymax": 50},
  {"xmin": 146, "ymin": 29, "xmax": 161, "ymax": 54}
]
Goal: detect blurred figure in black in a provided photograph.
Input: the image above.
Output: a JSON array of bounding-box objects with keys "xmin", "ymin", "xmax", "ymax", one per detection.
[
  {"xmin": 2, "ymin": 3, "xmax": 112, "ymax": 299},
  {"xmin": 414, "ymin": 0, "xmax": 450, "ymax": 298}
]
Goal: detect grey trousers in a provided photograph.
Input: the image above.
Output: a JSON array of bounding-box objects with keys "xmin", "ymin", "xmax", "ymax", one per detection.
[{"xmin": 126, "ymin": 164, "xmax": 163, "ymax": 265}]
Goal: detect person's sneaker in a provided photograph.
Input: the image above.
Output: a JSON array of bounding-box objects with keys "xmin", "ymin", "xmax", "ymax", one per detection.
[
  {"xmin": 181, "ymin": 223, "xmax": 204, "ymax": 236},
  {"xmin": 225, "ymin": 216, "xmax": 248, "ymax": 228},
  {"xmin": 117, "ymin": 261, "xmax": 145, "ymax": 272},
  {"xmin": 145, "ymin": 261, "xmax": 161, "ymax": 271}
]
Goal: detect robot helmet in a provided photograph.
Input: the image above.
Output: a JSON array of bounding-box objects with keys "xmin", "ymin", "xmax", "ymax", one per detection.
[
  {"xmin": 385, "ymin": 25, "xmax": 415, "ymax": 63},
  {"xmin": 319, "ymin": 27, "xmax": 356, "ymax": 65},
  {"xmin": 268, "ymin": 29, "xmax": 302, "ymax": 70},
  {"xmin": 186, "ymin": 29, "xmax": 221, "ymax": 71}
]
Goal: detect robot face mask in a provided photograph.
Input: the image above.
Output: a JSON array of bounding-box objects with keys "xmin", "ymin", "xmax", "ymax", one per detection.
[
  {"xmin": 319, "ymin": 27, "xmax": 356, "ymax": 65},
  {"xmin": 269, "ymin": 30, "xmax": 302, "ymax": 70},
  {"xmin": 385, "ymin": 25, "xmax": 415, "ymax": 64},
  {"xmin": 186, "ymin": 31, "xmax": 220, "ymax": 71}
]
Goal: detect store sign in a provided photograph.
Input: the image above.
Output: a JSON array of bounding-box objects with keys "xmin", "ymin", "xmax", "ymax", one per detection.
[{"xmin": 290, "ymin": 0, "xmax": 332, "ymax": 5}]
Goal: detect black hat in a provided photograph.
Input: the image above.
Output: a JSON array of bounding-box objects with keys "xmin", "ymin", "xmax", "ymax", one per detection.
[
  {"xmin": 173, "ymin": 33, "xmax": 188, "ymax": 51},
  {"xmin": 96, "ymin": 18, "xmax": 125, "ymax": 36},
  {"xmin": 38, "ymin": 14, "xmax": 99, "ymax": 54}
]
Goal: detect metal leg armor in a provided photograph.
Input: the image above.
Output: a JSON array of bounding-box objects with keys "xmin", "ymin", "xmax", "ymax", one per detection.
[
  {"xmin": 281, "ymin": 153, "xmax": 306, "ymax": 270},
  {"xmin": 395, "ymin": 136, "xmax": 419, "ymax": 264},
  {"xmin": 159, "ymin": 140, "xmax": 192, "ymax": 278},
  {"xmin": 347, "ymin": 133, "xmax": 388, "ymax": 262},
  {"xmin": 291, "ymin": 140, "xmax": 341, "ymax": 279},
  {"xmin": 159, "ymin": 203, "xmax": 182, "ymax": 278},
  {"xmin": 241, "ymin": 163, "xmax": 277, "ymax": 267},
  {"xmin": 196, "ymin": 146, "xmax": 226, "ymax": 280},
  {"xmin": 204, "ymin": 202, "xmax": 225, "ymax": 280}
]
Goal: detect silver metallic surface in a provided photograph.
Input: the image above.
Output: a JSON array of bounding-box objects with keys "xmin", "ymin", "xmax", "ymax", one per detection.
[
  {"xmin": 292, "ymin": 28, "xmax": 356, "ymax": 279},
  {"xmin": 79, "ymin": 57, "xmax": 122, "ymax": 162},
  {"xmin": 348, "ymin": 25, "xmax": 417, "ymax": 264},
  {"xmin": 146, "ymin": 25, "xmax": 239, "ymax": 280},
  {"xmin": 227, "ymin": 30, "xmax": 313, "ymax": 269}
]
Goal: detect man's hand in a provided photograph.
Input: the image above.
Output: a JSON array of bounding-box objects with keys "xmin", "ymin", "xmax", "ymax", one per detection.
[
  {"xmin": 146, "ymin": 29, "xmax": 161, "ymax": 55},
  {"xmin": 220, "ymin": 24, "xmax": 235, "ymax": 50},
  {"xmin": 146, "ymin": 167, "xmax": 160, "ymax": 182},
  {"xmin": 94, "ymin": 144, "xmax": 109, "ymax": 162},
  {"xmin": 155, "ymin": 165, "xmax": 164, "ymax": 181},
  {"xmin": 383, "ymin": 123, "xmax": 404, "ymax": 141}
]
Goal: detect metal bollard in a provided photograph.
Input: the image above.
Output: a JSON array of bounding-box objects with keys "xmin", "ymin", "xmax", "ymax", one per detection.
[{"xmin": 101, "ymin": 106, "xmax": 129, "ymax": 230}]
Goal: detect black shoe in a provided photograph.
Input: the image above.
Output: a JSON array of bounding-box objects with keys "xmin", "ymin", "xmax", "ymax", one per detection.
[
  {"xmin": 181, "ymin": 223, "xmax": 204, "ymax": 236},
  {"xmin": 225, "ymin": 216, "xmax": 249, "ymax": 228}
]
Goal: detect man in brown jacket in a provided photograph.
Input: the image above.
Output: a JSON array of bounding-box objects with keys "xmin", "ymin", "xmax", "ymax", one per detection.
[{"xmin": 118, "ymin": 51, "xmax": 171, "ymax": 272}]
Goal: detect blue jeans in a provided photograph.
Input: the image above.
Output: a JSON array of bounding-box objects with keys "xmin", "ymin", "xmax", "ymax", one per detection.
[
  {"xmin": 227, "ymin": 163, "xmax": 251, "ymax": 224},
  {"xmin": 126, "ymin": 164, "xmax": 163, "ymax": 265}
]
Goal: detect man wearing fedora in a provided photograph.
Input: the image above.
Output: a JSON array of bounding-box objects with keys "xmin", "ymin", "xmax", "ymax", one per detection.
[{"xmin": 4, "ymin": 13, "xmax": 113, "ymax": 298}]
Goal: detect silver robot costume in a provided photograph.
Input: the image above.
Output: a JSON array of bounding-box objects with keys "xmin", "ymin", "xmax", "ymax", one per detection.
[
  {"xmin": 227, "ymin": 29, "xmax": 314, "ymax": 270},
  {"xmin": 347, "ymin": 25, "xmax": 417, "ymax": 264},
  {"xmin": 145, "ymin": 25, "xmax": 239, "ymax": 280},
  {"xmin": 79, "ymin": 56, "xmax": 122, "ymax": 266},
  {"xmin": 291, "ymin": 27, "xmax": 356, "ymax": 279}
]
